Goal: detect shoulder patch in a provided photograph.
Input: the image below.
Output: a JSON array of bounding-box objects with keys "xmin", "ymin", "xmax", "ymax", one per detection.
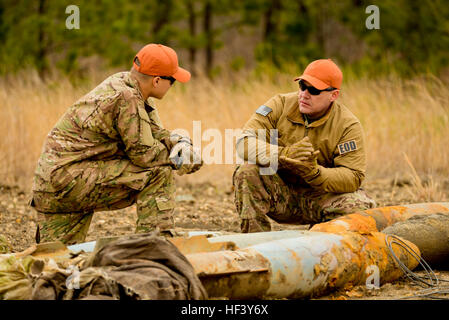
[
  {"xmin": 255, "ymin": 105, "xmax": 272, "ymax": 116},
  {"xmin": 337, "ymin": 140, "xmax": 358, "ymax": 155}
]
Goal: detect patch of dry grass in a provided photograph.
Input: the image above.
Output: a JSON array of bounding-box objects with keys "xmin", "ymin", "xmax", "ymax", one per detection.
[
  {"xmin": 402, "ymin": 152, "xmax": 445, "ymax": 202},
  {"xmin": 342, "ymin": 75, "xmax": 449, "ymax": 180},
  {"xmin": 0, "ymin": 70, "xmax": 448, "ymax": 194}
]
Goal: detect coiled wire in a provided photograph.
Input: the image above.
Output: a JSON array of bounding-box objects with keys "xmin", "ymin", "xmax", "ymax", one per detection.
[{"xmin": 385, "ymin": 234, "xmax": 449, "ymax": 300}]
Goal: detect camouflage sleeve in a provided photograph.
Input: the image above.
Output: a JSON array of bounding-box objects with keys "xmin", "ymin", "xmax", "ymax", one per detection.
[
  {"xmin": 148, "ymin": 117, "xmax": 173, "ymax": 148},
  {"xmin": 116, "ymin": 97, "xmax": 169, "ymax": 168},
  {"xmin": 305, "ymin": 122, "xmax": 366, "ymax": 193}
]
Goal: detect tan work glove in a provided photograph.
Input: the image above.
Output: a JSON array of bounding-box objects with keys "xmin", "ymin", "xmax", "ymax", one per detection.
[
  {"xmin": 279, "ymin": 147, "xmax": 321, "ymax": 181},
  {"xmin": 169, "ymin": 141, "xmax": 203, "ymax": 175},
  {"xmin": 279, "ymin": 136, "xmax": 316, "ymax": 161}
]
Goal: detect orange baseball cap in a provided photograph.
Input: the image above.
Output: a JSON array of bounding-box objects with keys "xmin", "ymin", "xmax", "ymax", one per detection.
[
  {"xmin": 133, "ymin": 44, "xmax": 191, "ymax": 83},
  {"xmin": 294, "ymin": 59, "xmax": 342, "ymax": 90}
]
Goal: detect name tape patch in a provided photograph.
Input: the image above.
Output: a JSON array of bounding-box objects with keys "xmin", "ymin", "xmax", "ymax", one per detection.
[
  {"xmin": 255, "ymin": 105, "xmax": 272, "ymax": 116},
  {"xmin": 338, "ymin": 140, "xmax": 358, "ymax": 155}
]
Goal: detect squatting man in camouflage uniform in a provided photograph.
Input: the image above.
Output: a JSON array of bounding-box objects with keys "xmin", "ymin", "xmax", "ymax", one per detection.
[
  {"xmin": 234, "ymin": 59, "xmax": 377, "ymax": 233},
  {"xmin": 31, "ymin": 44, "xmax": 202, "ymax": 244}
]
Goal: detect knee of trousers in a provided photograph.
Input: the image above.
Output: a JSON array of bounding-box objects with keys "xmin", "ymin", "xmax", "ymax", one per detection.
[
  {"xmin": 233, "ymin": 164, "xmax": 262, "ymax": 187},
  {"xmin": 144, "ymin": 166, "xmax": 174, "ymax": 186},
  {"xmin": 156, "ymin": 165, "xmax": 174, "ymax": 178}
]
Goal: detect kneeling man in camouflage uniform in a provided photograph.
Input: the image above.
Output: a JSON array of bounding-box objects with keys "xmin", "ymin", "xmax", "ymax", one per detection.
[
  {"xmin": 234, "ymin": 59, "xmax": 376, "ymax": 233},
  {"xmin": 31, "ymin": 44, "xmax": 202, "ymax": 244}
]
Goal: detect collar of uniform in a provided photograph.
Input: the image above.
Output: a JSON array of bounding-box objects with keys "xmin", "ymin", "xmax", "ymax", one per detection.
[
  {"xmin": 286, "ymin": 100, "xmax": 305, "ymax": 125},
  {"xmin": 125, "ymin": 72, "xmax": 143, "ymax": 97},
  {"xmin": 287, "ymin": 100, "xmax": 334, "ymax": 128},
  {"xmin": 125, "ymin": 72, "xmax": 155, "ymax": 112},
  {"xmin": 145, "ymin": 98, "xmax": 156, "ymax": 112}
]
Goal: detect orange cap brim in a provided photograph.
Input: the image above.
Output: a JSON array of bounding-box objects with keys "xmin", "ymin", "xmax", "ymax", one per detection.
[
  {"xmin": 294, "ymin": 74, "xmax": 330, "ymax": 90},
  {"xmin": 172, "ymin": 67, "xmax": 191, "ymax": 83}
]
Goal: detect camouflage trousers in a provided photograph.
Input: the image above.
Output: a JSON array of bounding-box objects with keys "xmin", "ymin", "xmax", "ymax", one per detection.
[
  {"xmin": 233, "ymin": 164, "xmax": 377, "ymax": 233},
  {"xmin": 0, "ymin": 235, "xmax": 12, "ymax": 254},
  {"xmin": 32, "ymin": 160, "xmax": 175, "ymax": 245}
]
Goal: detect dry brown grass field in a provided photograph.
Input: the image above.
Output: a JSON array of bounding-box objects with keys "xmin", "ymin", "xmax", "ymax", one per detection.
[
  {"xmin": 1, "ymin": 70, "xmax": 448, "ymax": 196},
  {"xmin": 1, "ymin": 71, "xmax": 449, "ymax": 300}
]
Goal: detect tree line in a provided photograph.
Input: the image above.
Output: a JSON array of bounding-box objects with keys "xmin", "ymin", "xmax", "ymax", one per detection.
[{"xmin": 0, "ymin": 0, "xmax": 448, "ymax": 78}]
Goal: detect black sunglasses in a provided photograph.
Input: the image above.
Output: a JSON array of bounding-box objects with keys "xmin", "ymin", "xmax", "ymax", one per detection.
[
  {"xmin": 159, "ymin": 76, "xmax": 176, "ymax": 85},
  {"xmin": 298, "ymin": 80, "xmax": 335, "ymax": 95}
]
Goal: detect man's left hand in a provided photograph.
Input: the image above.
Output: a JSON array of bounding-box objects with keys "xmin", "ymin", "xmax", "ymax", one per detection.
[
  {"xmin": 169, "ymin": 141, "xmax": 203, "ymax": 175},
  {"xmin": 279, "ymin": 149, "xmax": 320, "ymax": 180}
]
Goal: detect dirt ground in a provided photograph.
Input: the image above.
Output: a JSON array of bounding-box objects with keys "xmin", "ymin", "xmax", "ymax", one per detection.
[{"xmin": 1, "ymin": 177, "xmax": 449, "ymax": 300}]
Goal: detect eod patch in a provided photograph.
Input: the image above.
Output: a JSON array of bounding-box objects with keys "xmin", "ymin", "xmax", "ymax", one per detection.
[{"xmin": 337, "ymin": 140, "xmax": 357, "ymax": 155}]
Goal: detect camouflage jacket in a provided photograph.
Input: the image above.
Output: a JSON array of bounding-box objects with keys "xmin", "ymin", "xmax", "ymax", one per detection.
[{"xmin": 33, "ymin": 72, "xmax": 171, "ymax": 192}]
